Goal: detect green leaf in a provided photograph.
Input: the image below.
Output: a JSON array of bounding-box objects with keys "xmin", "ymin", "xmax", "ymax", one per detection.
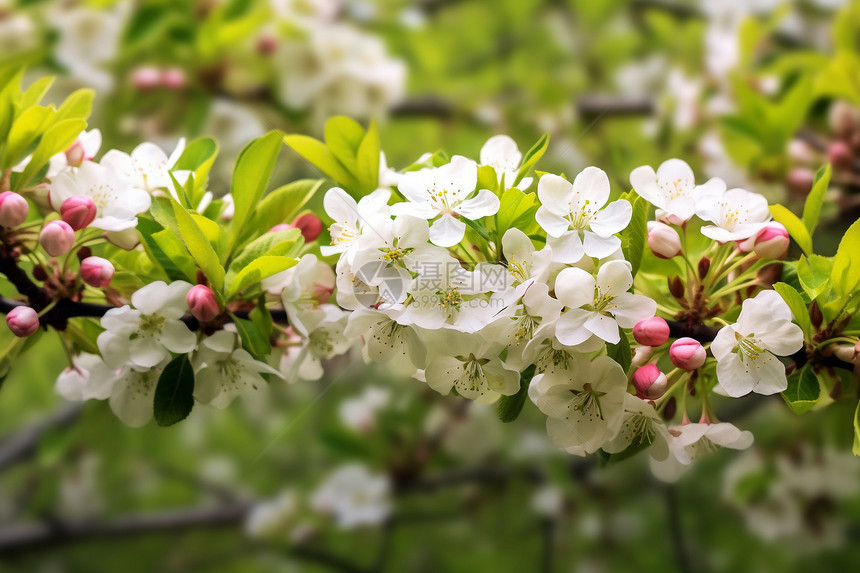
[
  {"xmin": 229, "ymin": 228, "xmax": 302, "ymax": 273},
  {"xmin": 153, "ymin": 354, "xmax": 195, "ymax": 426},
  {"xmin": 21, "ymin": 76, "xmax": 55, "ymax": 109},
  {"xmin": 53, "ymin": 88, "xmax": 95, "ymax": 123},
  {"xmin": 606, "ymin": 335, "xmax": 632, "ymax": 372},
  {"xmin": 496, "ymin": 365, "xmax": 536, "ymax": 423},
  {"xmin": 232, "ymin": 315, "xmax": 271, "ymax": 358},
  {"xmin": 137, "ymin": 218, "xmax": 196, "ymax": 282},
  {"xmin": 496, "ymin": 187, "xmax": 538, "ymax": 236},
  {"xmin": 356, "ymin": 120, "xmax": 380, "ymax": 194},
  {"xmin": 173, "ymin": 137, "xmax": 219, "ymax": 209},
  {"xmin": 283, "ymin": 134, "xmax": 360, "ymax": 191},
  {"xmin": 230, "ymin": 131, "xmax": 283, "ymax": 247},
  {"xmin": 515, "ymin": 133, "xmax": 549, "ymax": 186},
  {"xmin": 226, "ymin": 255, "xmax": 298, "ymax": 299},
  {"xmin": 772, "ymin": 282, "xmax": 813, "ymax": 337},
  {"xmin": 781, "ymin": 365, "xmax": 820, "ymax": 414},
  {"xmin": 831, "ymin": 218, "xmax": 860, "ymax": 299},
  {"xmin": 251, "ymin": 296, "xmax": 273, "ymax": 341},
  {"xmin": 3, "ymin": 105, "xmax": 53, "ymax": 168},
  {"xmin": 324, "ymin": 116, "xmax": 365, "ymax": 176},
  {"xmin": 796, "ymin": 254, "xmax": 832, "ymax": 301},
  {"xmin": 619, "ymin": 195, "xmax": 648, "ymax": 278},
  {"xmin": 172, "ymin": 200, "xmax": 226, "ymax": 293},
  {"xmin": 801, "ymin": 164, "xmax": 831, "ymax": 235},
  {"xmin": 15, "ymin": 118, "xmax": 86, "ymax": 190},
  {"xmin": 769, "ymin": 204, "xmax": 812, "ymax": 255}
]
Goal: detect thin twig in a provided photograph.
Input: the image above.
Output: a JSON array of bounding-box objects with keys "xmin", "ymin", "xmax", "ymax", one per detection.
[{"xmin": 0, "ymin": 403, "xmax": 84, "ymax": 473}]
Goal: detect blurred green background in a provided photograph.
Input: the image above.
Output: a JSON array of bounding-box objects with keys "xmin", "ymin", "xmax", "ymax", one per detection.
[{"xmin": 2, "ymin": 0, "xmax": 860, "ymax": 571}]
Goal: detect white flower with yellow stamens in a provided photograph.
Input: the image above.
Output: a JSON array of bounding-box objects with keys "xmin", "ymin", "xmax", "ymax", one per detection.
[
  {"xmin": 630, "ymin": 158, "xmax": 726, "ymax": 225},
  {"xmin": 711, "ymin": 290, "xmax": 804, "ymax": 397},
  {"xmin": 696, "ymin": 187, "xmax": 771, "ymax": 242},
  {"xmin": 536, "ymin": 167, "xmax": 632, "ymax": 263},
  {"xmin": 391, "ymin": 156, "xmax": 499, "ymax": 247},
  {"xmin": 320, "ymin": 186, "xmax": 391, "ymax": 262}
]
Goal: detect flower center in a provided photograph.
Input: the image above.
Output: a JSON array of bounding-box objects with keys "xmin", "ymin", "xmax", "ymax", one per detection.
[
  {"xmin": 568, "ymin": 382, "xmax": 606, "ymax": 421},
  {"xmin": 565, "ymin": 199, "xmax": 596, "ymax": 231},
  {"xmin": 737, "ymin": 333, "xmax": 765, "ymax": 359},
  {"xmin": 435, "ymin": 288, "xmax": 463, "ymax": 320}
]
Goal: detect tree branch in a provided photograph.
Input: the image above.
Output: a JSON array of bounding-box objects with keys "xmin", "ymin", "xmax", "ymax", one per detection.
[{"xmin": 0, "ymin": 403, "xmax": 84, "ymax": 473}]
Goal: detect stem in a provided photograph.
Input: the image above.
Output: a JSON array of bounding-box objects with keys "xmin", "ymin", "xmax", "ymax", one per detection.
[{"xmin": 709, "ymin": 279, "xmax": 760, "ymax": 300}]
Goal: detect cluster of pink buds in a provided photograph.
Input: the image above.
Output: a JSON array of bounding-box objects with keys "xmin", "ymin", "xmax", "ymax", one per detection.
[
  {"xmin": 131, "ymin": 66, "xmax": 187, "ymax": 91},
  {"xmin": 631, "ymin": 317, "xmax": 708, "ymax": 401}
]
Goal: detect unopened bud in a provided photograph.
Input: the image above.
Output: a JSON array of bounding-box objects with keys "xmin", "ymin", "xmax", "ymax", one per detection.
[
  {"xmin": 632, "ymin": 364, "xmax": 668, "ymax": 400},
  {"xmin": 80, "ymin": 256, "xmax": 115, "ymax": 288},
  {"xmin": 0, "ymin": 191, "xmax": 29, "ymax": 228},
  {"xmin": 162, "ymin": 67, "xmax": 186, "ymax": 90},
  {"xmin": 631, "ymin": 345, "xmax": 653, "ymax": 367},
  {"xmin": 292, "ymin": 213, "xmax": 323, "ymax": 242},
  {"xmin": 786, "ymin": 167, "xmax": 814, "ymax": 198},
  {"xmin": 633, "ymin": 317, "xmax": 670, "ymax": 347},
  {"xmin": 833, "ymin": 343, "xmax": 859, "ymax": 363},
  {"xmin": 39, "ymin": 220, "xmax": 75, "ymax": 256},
  {"xmin": 698, "ymin": 257, "xmax": 711, "ymax": 280},
  {"xmin": 65, "ymin": 139, "xmax": 86, "ymax": 167},
  {"xmin": 828, "ymin": 140, "xmax": 854, "ymax": 171},
  {"xmin": 670, "ymin": 337, "xmax": 707, "ymax": 371},
  {"xmin": 809, "ymin": 300, "xmax": 823, "ymax": 328},
  {"xmin": 60, "ymin": 195, "xmax": 97, "ymax": 230},
  {"xmin": 752, "ymin": 222, "xmax": 789, "ymax": 260},
  {"xmin": 668, "ymin": 276, "xmax": 685, "ymax": 299},
  {"xmin": 186, "ymin": 284, "xmax": 220, "ymax": 323},
  {"xmin": 131, "ymin": 66, "xmax": 161, "ymax": 90},
  {"xmin": 647, "ymin": 221, "xmax": 681, "ymax": 259},
  {"xmin": 6, "ymin": 306, "xmax": 39, "ymax": 337}
]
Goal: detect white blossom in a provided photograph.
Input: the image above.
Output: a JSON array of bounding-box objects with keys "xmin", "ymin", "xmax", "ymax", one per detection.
[
  {"xmin": 310, "ymin": 464, "xmax": 392, "ymax": 529},
  {"xmin": 629, "ymin": 158, "xmax": 725, "ymax": 225}
]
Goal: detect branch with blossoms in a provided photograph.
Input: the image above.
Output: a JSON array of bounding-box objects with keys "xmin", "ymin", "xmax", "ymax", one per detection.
[{"xmin": 1, "ymin": 72, "xmax": 860, "ymax": 481}]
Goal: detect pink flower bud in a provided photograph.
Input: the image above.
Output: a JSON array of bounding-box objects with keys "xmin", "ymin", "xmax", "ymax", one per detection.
[
  {"xmin": 632, "ymin": 345, "xmax": 653, "ymax": 368},
  {"xmin": 131, "ymin": 66, "xmax": 162, "ymax": 90},
  {"xmin": 292, "ymin": 213, "xmax": 323, "ymax": 242},
  {"xmin": 833, "ymin": 342, "xmax": 859, "ymax": 363},
  {"xmin": 65, "ymin": 139, "xmax": 86, "ymax": 167},
  {"xmin": 60, "ymin": 195, "xmax": 97, "ymax": 230},
  {"xmin": 633, "ymin": 317, "xmax": 670, "ymax": 347},
  {"xmin": 39, "ymin": 220, "xmax": 75, "ymax": 256},
  {"xmin": 632, "ymin": 364, "xmax": 668, "ymax": 400},
  {"xmin": 786, "ymin": 167, "xmax": 814, "ymax": 198},
  {"xmin": 828, "ymin": 140, "xmax": 854, "ymax": 171},
  {"xmin": 752, "ymin": 222, "xmax": 789, "ymax": 260},
  {"xmin": 257, "ymin": 34, "xmax": 278, "ymax": 55},
  {"xmin": 0, "ymin": 191, "xmax": 29, "ymax": 228},
  {"xmin": 647, "ymin": 221, "xmax": 681, "ymax": 259},
  {"xmin": 6, "ymin": 306, "xmax": 39, "ymax": 337},
  {"xmin": 670, "ymin": 337, "xmax": 707, "ymax": 371},
  {"xmin": 80, "ymin": 256, "xmax": 114, "ymax": 288},
  {"xmin": 268, "ymin": 223, "xmax": 292, "ymax": 233},
  {"xmin": 162, "ymin": 67, "xmax": 186, "ymax": 90},
  {"xmin": 186, "ymin": 284, "xmax": 220, "ymax": 323}
]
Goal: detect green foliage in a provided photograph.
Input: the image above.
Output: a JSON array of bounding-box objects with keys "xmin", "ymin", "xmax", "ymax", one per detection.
[
  {"xmin": 619, "ymin": 192, "xmax": 648, "ymax": 278},
  {"xmin": 831, "ymin": 218, "xmax": 860, "ymax": 300},
  {"xmin": 772, "ymin": 282, "xmax": 813, "ymax": 338},
  {"xmin": 496, "ymin": 187, "xmax": 539, "ymax": 240},
  {"xmin": 781, "ymin": 365, "xmax": 820, "ymax": 414},
  {"xmin": 229, "ymin": 131, "xmax": 283, "ymax": 251},
  {"xmin": 515, "ymin": 133, "xmax": 549, "ymax": 186},
  {"xmin": 242, "ymin": 179, "xmax": 325, "ymax": 242},
  {"xmin": 769, "ymin": 204, "xmax": 812, "ymax": 256},
  {"xmin": 606, "ymin": 335, "xmax": 632, "ymax": 373},
  {"xmin": 153, "ymin": 354, "xmax": 195, "ymax": 426},
  {"xmin": 171, "ymin": 199, "xmax": 226, "ymax": 295},
  {"xmin": 496, "ymin": 365, "xmax": 536, "ymax": 423},
  {"xmin": 801, "ymin": 164, "xmax": 831, "ymax": 236},
  {"xmin": 284, "ymin": 116, "xmax": 381, "ymax": 196},
  {"xmin": 795, "ymin": 255, "xmax": 833, "ymax": 301},
  {"xmin": 232, "ymin": 314, "xmax": 271, "ymax": 359}
]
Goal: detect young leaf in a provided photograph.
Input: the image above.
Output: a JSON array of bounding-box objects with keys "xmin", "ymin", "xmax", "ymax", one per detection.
[
  {"xmin": 324, "ymin": 116, "xmax": 365, "ymax": 176},
  {"xmin": 781, "ymin": 365, "xmax": 819, "ymax": 414},
  {"xmin": 230, "ymin": 131, "xmax": 283, "ymax": 245},
  {"xmin": 606, "ymin": 335, "xmax": 632, "ymax": 372},
  {"xmin": 232, "ymin": 315, "xmax": 271, "ymax": 358},
  {"xmin": 496, "ymin": 365, "xmax": 536, "ymax": 423},
  {"xmin": 154, "ymin": 354, "xmax": 195, "ymax": 426},
  {"xmin": 283, "ymin": 134, "xmax": 360, "ymax": 191},
  {"xmin": 772, "ymin": 282, "xmax": 813, "ymax": 337},
  {"xmin": 226, "ymin": 255, "xmax": 298, "ymax": 299},
  {"xmin": 796, "ymin": 254, "xmax": 832, "ymax": 301},
  {"xmin": 241, "ymin": 179, "xmax": 325, "ymax": 242},
  {"xmin": 172, "ymin": 200, "xmax": 226, "ymax": 293},
  {"xmin": 769, "ymin": 204, "xmax": 812, "ymax": 255},
  {"xmin": 620, "ymin": 195, "xmax": 648, "ymax": 278},
  {"xmin": 515, "ymin": 133, "xmax": 549, "ymax": 186},
  {"xmin": 15, "ymin": 118, "xmax": 86, "ymax": 189},
  {"xmin": 831, "ymin": 217, "xmax": 860, "ymax": 299},
  {"xmin": 496, "ymin": 188, "xmax": 538, "ymax": 237},
  {"xmin": 356, "ymin": 120, "xmax": 380, "ymax": 194},
  {"xmin": 801, "ymin": 164, "xmax": 831, "ymax": 235}
]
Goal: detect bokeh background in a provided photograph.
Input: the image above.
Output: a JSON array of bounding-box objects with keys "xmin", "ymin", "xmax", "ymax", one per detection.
[{"xmin": 2, "ymin": 0, "xmax": 860, "ymax": 571}]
